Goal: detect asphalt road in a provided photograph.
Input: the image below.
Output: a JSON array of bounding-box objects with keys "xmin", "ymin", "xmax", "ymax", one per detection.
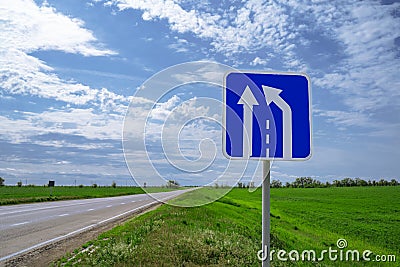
[{"xmin": 0, "ymin": 189, "xmax": 189, "ymax": 263}]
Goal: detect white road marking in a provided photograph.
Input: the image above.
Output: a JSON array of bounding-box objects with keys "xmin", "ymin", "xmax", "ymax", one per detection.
[
  {"xmin": 87, "ymin": 209, "xmax": 94, "ymax": 211},
  {"xmin": 131, "ymin": 201, "xmax": 136, "ymax": 203},
  {"xmin": 12, "ymin": 221, "xmax": 29, "ymax": 226},
  {"xmin": 121, "ymin": 203, "xmax": 126, "ymax": 205},
  {"xmin": 0, "ymin": 200, "xmax": 161, "ymax": 263},
  {"xmin": 0, "ymin": 190, "xmax": 192, "ymax": 263},
  {"xmin": 106, "ymin": 205, "xmax": 112, "ymax": 208},
  {"xmin": 58, "ymin": 214, "xmax": 69, "ymax": 217},
  {"xmin": 0, "ymin": 198, "xmax": 114, "ymax": 216}
]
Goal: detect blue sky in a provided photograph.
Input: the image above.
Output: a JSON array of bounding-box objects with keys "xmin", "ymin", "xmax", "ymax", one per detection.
[{"xmin": 0, "ymin": 0, "xmax": 399, "ymax": 186}]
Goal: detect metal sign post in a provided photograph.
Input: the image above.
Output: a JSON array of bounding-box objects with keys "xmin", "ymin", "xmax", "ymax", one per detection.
[{"xmin": 262, "ymin": 160, "xmax": 270, "ymax": 267}]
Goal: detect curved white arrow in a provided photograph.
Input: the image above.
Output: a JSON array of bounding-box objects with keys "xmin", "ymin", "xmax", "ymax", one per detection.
[
  {"xmin": 238, "ymin": 86, "xmax": 259, "ymax": 158},
  {"xmin": 262, "ymin": 85, "xmax": 292, "ymax": 160}
]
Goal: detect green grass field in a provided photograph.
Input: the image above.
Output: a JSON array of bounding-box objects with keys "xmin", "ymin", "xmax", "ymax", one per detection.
[
  {"xmin": 270, "ymin": 186, "xmax": 399, "ymax": 265},
  {"xmin": 0, "ymin": 186, "xmax": 180, "ymax": 205},
  {"xmin": 53, "ymin": 186, "xmax": 399, "ymax": 266}
]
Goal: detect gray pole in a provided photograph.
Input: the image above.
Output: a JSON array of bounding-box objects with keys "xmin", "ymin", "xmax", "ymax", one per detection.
[{"xmin": 262, "ymin": 160, "xmax": 270, "ymax": 267}]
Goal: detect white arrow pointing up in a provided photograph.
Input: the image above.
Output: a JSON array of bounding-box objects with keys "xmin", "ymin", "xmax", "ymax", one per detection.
[
  {"xmin": 238, "ymin": 86, "xmax": 259, "ymax": 158},
  {"xmin": 262, "ymin": 85, "xmax": 293, "ymax": 160}
]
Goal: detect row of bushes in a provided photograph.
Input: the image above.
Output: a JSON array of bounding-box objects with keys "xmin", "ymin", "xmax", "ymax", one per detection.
[{"xmin": 270, "ymin": 177, "xmax": 399, "ymax": 188}]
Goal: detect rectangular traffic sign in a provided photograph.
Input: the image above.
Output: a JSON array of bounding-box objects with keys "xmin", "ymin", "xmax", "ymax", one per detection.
[{"xmin": 223, "ymin": 71, "xmax": 312, "ymax": 161}]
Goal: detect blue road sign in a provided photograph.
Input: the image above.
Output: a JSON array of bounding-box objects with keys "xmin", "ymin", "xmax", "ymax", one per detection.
[{"xmin": 223, "ymin": 71, "xmax": 312, "ymax": 161}]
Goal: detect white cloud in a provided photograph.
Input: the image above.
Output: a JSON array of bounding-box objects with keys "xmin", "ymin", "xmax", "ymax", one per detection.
[
  {"xmin": 0, "ymin": 0, "xmax": 127, "ymax": 109},
  {"xmin": 0, "ymin": 108, "xmax": 125, "ymax": 144},
  {"xmin": 106, "ymin": 0, "xmax": 303, "ymax": 67},
  {"xmin": 0, "ymin": 50, "xmax": 129, "ymax": 108},
  {"xmin": 0, "ymin": 94, "xmax": 164, "ymax": 146},
  {"xmin": 314, "ymin": 109, "xmax": 372, "ymax": 129},
  {"xmin": 0, "ymin": 0, "xmax": 134, "ymax": 163},
  {"xmin": 107, "ymin": 0, "xmax": 399, "ymax": 123},
  {"xmin": 148, "ymin": 95, "xmax": 216, "ymax": 122},
  {"xmin": 101, "ymin": 0, "xmax": 400, "ymax": 118},
  {"xmin": 146, "ymin": 95, "xmax": 220, "ymax": 137},
  {"xmin": 149, "ymin": 95, "xmax": 182, "ymax": 121},
  {"xmin": 0, "ymin": 0, "xmax": 114, "ymax": 55},
  {"xmin": 168, "ymin": 37, "xmax": 193, "ymax": 53},
  {"xmin": 122, "ymin": 93, "xmax": 247, "ymax": 186},
  {"xmin": 250, "ymin": 56, "xmax": 268, "ymax": 66},
  {"xmin": 308, "ymin": 1, "xmax": 400, "ymax": 113}
]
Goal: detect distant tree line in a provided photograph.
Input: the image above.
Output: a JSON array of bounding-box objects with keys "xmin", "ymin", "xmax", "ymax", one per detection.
[
  {"xmin": 1, "ymin": 176, "xmax": 398, "ymax": 189},
  {"xmin": 269, "ymin": 177, "xmax": 399, "ymax": 188},
  {"xmin": 0, "ymin": 178, "xmax": 127, "ymax": 188},
  {"xmin": 236, "ymin": 182, "xmax": 255, "ymax": 189}
]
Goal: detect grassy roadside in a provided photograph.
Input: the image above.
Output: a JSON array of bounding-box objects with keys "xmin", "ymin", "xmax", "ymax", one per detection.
[
  {"xmin": 54, "ymin": 188, "xmax": 263, "ymax": 266},
  {"xmin": 270, "ymin": 186, "xmax": 400, "ymax": 262},
  {"xmin": 53, "ymin": 187, "xmax": 399, "ymax": 266},
  {"xmin": 0, "ymin": 186, "xmax": 182, "ymax": 205}
]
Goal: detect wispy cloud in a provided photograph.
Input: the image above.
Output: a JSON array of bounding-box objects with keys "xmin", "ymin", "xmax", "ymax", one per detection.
[
  {"xmin": 0, "ymin": 0, "xmax": 127, "ymax": 108},
  {"xmin": 105, "ymin": 0, "xmax": 304, "ymax": 68},
  {"xmin": 107, "ymin": 0, "xmax": 399, "ymax": 114},
  {"xmin": 308, "ymin": 1, "xmax": 400, "ymax": 113},
  {"xmin": 0, "ymin": 108, "xmax": 123, "ymax": 144},
  {"xmin": 314, "ymin": 109, "xmax": 372, "ymax": 129}
]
